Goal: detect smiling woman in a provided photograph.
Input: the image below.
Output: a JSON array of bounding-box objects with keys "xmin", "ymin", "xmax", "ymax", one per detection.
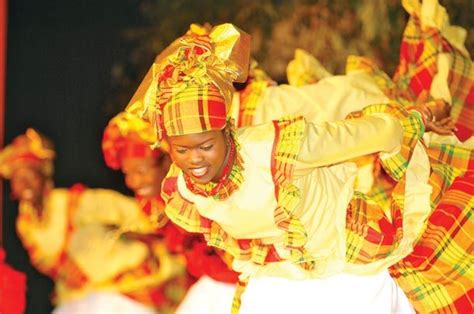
[
  {"xmin": 102, "ymin": 111, "xmax": 241, "ymax": 313},
  {"xmin": 168, "ymin": 128, "xmax": 229, "ymax": 184},
  {"xmin": 125, "ymin": 10, "xmax": 473, "ymax": 313}
]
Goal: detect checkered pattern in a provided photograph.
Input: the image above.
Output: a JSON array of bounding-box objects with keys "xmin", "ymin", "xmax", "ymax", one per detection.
[
  {"xmin": 160, "ymin": 83, "xmax": 228, "ymax": 136},
  {"xmin": 393, "ymin": 1, "xmax": 474, "ymax": 141},
  {"xmin": 347, "ymin": 103, "xmax": 425, "ymax": 181},
  {"xmin": 16, "ymin": 184, "xmax": 88, "ymax": 293},
  {"xmin": 162, "ymin": 106, "xmax": 472, "ymax": 313},
  {"xmin": 154, "ymin": 28, "xmax": 240, "ymax": 139},
  {"xmin": 237, "ymin": 68, "xmax": 276, "ymax": 127},
  {"xmin": 162, "ymin": 116, "xmax": 310, "ymax": 268},
  {"xmin": 271, "ymin": 116, "xmax": 316, "ymax": 268},
  {"xmin": 391, "ymin": 175, "xmax": 474, "ymax": 313},
  {"xmin": 345, "ymin": 108, "xmax": 474, "ymax": 312},
  {"xmin": 102, "ymin": 112, "xmax": 161, "ymax": 170},
  {"xmin": 0, "ymin": 128, "xmax": 55, "ymax": 179}
]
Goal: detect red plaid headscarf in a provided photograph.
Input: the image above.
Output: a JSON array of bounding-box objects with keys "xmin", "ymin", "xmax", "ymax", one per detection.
[
  {"xmin": 0, "ymin": 129, "xmax": 55, "ymax": 179},
  {"xmin": 102, "ymin": 112, "xmax": 164, "ymax": 170},
  {"xmin": 125, "ymin": 23, "xmax": 251, "ymax": 145}
]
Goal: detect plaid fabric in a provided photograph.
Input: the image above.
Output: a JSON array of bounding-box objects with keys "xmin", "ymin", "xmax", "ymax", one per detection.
[
  {"xmin": 347, "ymin": 103, "xmax": 425, "ymax": 181},
  {"xmin": 102, "ymin": 112, "xmax": 162, "ymax": 170},
  {"xmin": 163, "ymin": 172, "xmax": 283, "ymax": 267},
  {"xmin": 160, "ymin": 83, "xmax": 228, "ymax": 136},
  {"xmin": 155, "ymin": 28, "xmax": 239, "ymax": 138},
  {"xmin": 115, "ymin": 250, "xmax": 191, "ymax": 312},
  {"xmin": 390, "ymin": 175, "xmax": 474, "ymax": 313},
  {"xmin": 16, "ymin": 184, "xmax": 89, "ymax": 296},
  {"xmin": 345, "ymin": 190, "xmax": 403, "ymax": 265},
  {"xmin": 237, "ymin": 67, "xmax": 276, "ymax": 127},
  {"xmin": 426, "ymin": 143, "xmax": 474, "ymax": 207},
  {"xmin": 345, "ymin": 107, "xmax": 474, "ymax": 312},
  {"xmin": 271, "ymin": 116, "xmax": 315, "ymax": 268},
  {"xmin": 231, "ymin": 280, "xmax": 248, "ymax": 314},
  {"xmin": 393, "ymin": 0, "xmax": 474, "ymax": 141},
  {"xmin": 0, "ymin": 128, "xmax": 55, "ymax": 179},
  {"xmin": 137, "ymin": 196, "xmax": 169, "ymax": 232},
  {"xmin": 162, "ymin": 116, "xmax": 310, "ymax": 268},
  {"xmin": 345, "ymin": 55, "xmax": 414, "ymax": 108}
]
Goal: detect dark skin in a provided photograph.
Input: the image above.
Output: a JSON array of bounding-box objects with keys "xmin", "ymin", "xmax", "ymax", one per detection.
[
  {"xmin": 10, "ymin": 164, "xmax": 49, "ymax": 218},
  {"xmin": 122, "ymin": 153, "xmax": 171, "ymax": 199},
  {"xmin": 121, "ymin": 151, "xmax": 172, "ymax": 243},
  {"xmin": 418, "ymin": 99, "xmax": 457, "ymax": 135},
  {"xmin": 167, "ymin": 127, "xmax": 230, "ymax": 185}
]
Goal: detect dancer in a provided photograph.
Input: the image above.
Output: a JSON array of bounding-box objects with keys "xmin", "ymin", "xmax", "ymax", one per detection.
[
  {"xmin": 102, "ymin": 112, "xmax": 239, "ymax": 313},
  {"xmin": 0, "ymin": 129, "xmax": 180, "ymax": 313}
]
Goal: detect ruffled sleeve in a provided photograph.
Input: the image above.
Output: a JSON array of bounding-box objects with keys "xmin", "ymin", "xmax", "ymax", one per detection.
[{"xmin": 294, "ymin": 108, "xmax": 405, "ymax": 177}]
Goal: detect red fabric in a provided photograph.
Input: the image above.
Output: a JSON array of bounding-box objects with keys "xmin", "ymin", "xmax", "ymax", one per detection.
[
  {"xmin": 102, "ymin": 121, "xmax": 161, "ymax": 170},
  {"xmin": 184, "ymin": 239, "xmax": 239, "ymax": 283},
  {"xmin": 0, "ymin": 249, "xmax": 26, "ymax": 314}
]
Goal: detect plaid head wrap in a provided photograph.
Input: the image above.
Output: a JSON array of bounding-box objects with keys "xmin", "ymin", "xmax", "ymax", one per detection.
[
  {"xmin": 125, "ymin": 23, "xmax": 251, "ymax": 145},
  {"xmin": 0, "ymin": 128, "xmax": 55, "ymax": 179},
  {"xmin": 102, "ymin": 112, "xmax": 165, "ymax": 170}
]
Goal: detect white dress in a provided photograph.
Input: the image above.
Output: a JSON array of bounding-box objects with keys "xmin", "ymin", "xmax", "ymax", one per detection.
[{"xmin": 176, "ymin": 276, "xmax": 236, "ymax": 314}]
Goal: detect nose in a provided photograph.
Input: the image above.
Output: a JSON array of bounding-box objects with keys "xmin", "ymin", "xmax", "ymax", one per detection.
[
  {"xmin": 125, "ymin": 172, "xmax": 142, "ymax": 190},
  {"xmin": 189, "ymin": 149, "xmax": 204, "ymax": 165}
]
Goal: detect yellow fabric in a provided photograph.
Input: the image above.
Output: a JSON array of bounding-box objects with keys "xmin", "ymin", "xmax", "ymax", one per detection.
[
  {"xmin": 252, "ymin": 71, "xmax": 390, "ymax": 125},
  {"xmin": 286, "ymin": 49, "xmax": 332, "ymax": 86},
  {"xmin": 107, "ymin": 111, "xmax": 158, "ymax": 146},
  {"xmin": 171, "ymin": 112, "xmax": 430, "ymax": 280},
  {"xmin": 125, "ymin": 23, "xmax": 251, "ymax": 146},
  {"xmin": 16, "ymin": 188, "xmax": 177, "ymax": 304},
  {"xmin": 294, "ymin": 113, "xmax": 403, "ymax": 175},
  {"xmin": 0, "ymin": 128, "xmax": 55, "ymax": 178},
  {"xmin": 402, "ymin": 0, "xmax": 469, "ymax": 57},
  {"xmin": 16, "ymin": 190, "xmax": 69, "ymax": 272}
]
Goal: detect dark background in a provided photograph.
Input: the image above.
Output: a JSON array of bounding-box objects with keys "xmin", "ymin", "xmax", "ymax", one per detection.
[
  {"xmin": 3, "ymin": 0, "xmax": 472, "ymax": 313},
  {"xmin": 4, "ymin": 1, "xmax": 142, "ymax": 312}
]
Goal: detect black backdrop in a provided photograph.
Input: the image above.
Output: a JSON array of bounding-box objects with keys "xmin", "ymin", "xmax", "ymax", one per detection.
[{"xmin": 4, "ymin": 1, "xmax": 142, "ymax": 312}]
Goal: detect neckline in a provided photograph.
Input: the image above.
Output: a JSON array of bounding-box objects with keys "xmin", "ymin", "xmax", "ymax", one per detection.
[{"xmin": 183, "ymin": 137, "xmax": 244, "ymax": 201}]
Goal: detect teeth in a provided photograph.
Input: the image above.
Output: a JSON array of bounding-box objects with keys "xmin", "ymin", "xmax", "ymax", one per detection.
[
  {"xmin": 22, "ymin": 190, "xmax": 34, "ymax": 198},
  {"xmin": 191, "ymin": 167, "xmax": 207, "ymax": 177},
  {"xmin": 137, "ymin": 187, "xmax": 153, "ymax": 196}
]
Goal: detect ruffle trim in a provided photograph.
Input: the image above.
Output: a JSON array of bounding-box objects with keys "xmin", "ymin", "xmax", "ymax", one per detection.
[
  {"xmin": 347, "ymin": 103, "xmax": 425, "ymax": 181},
  {"xmin": 271, "ymin": 116, "xmax": 315, "ymax": 269},
  {"xmin": 163, "ymin": 164, "xmax": 278, "ymax": 266}
]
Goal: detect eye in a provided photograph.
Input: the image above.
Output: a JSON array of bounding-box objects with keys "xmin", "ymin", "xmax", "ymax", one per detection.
[
  {"xmin": 200, "ymin": 144, "xmax": 213, "ymax": 151},
  {"xmin": 175, "ymin": 148, "xmax": 188, "ymax": 154}
]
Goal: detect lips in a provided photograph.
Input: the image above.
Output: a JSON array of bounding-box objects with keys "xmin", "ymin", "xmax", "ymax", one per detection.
[
  {"xmin": 20, "ymin": 189, "xmax": 35, "ymax": 200},
  {"xmin": 189, "ymin": 166, "xmax": 209, "ymax": 178},
  {"xmin": 136, "ymin": 186, "xmax": 155, "ymax": 197}
]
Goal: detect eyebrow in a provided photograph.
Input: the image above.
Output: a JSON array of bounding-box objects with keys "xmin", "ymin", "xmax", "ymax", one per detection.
[{"xmin": 172, "ymin": 137, "xmax": 215, "ymax": 149}]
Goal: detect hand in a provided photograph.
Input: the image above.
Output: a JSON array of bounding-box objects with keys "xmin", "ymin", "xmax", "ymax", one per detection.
[
  {"xmin": 425, "ymin": 117, "xmax": 457, "ymax": 135},
  {"xmin": 422, "ymin": 99, "xmax": 451, "ymax": 122},
  {"xmin": 415, "ymin": 91, "xmax": 451, "ymax": 122}
]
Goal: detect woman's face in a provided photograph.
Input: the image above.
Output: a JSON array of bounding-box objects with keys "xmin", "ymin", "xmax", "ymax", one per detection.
[
  {"xmin": 10, "ymin": 165, "xmax": 46, "ymax": 204},
  {"xmin": 167, "ymin": 129, "xmax": 228, "ymax": 184},
  {"xmin": 122, "ymin": 153, "xmax": 171, "ymax": 198}
]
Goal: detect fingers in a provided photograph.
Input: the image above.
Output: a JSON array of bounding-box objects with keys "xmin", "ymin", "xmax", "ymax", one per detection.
[{"xmin": 425, "ymin": 119, "xmax": 457, "ymax": 135}]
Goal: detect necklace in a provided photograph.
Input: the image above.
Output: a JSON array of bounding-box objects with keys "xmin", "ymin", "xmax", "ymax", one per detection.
[{"xmin": 184, "ymin": 137, "xmax": 236, "ymax": 198}]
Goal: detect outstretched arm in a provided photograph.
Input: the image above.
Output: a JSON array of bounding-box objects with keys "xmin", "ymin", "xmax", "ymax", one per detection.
[{"xmin": 295, "ymin": 113, "xmax": 403, "ymax": 172}]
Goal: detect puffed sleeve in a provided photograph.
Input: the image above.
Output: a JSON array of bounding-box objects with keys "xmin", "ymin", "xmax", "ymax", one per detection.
[{"xmin": 294, "ymin": 113, "xmax": 403, "ymax": 176}]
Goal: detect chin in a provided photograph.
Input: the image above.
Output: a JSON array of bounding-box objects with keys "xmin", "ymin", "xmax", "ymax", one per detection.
[{"xmin": 191, "ymin": 174, "xmax": 213, "ymax": 185}]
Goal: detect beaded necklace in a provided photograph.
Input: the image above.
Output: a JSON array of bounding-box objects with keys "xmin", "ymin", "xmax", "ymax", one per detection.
[{"xmin": 184, "ymin": 136, "xmax": 237, "ymax": 198}]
